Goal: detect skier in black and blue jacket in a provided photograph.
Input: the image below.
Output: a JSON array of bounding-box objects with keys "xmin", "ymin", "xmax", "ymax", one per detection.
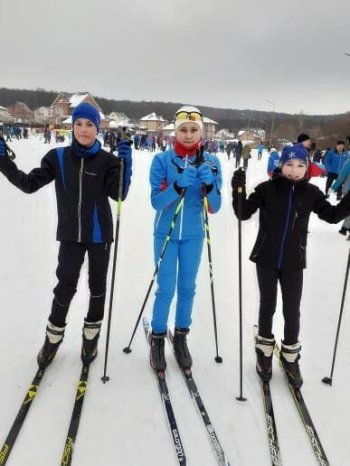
[
  {"xmin": 0, "ymin": 102, "xmax": 132, "ymax": 367},
  {"xmin": 232, "ymin": 143, "xmax": 350, "ymax": 388},
  {"xmin": 148, "ymin": 106, "xmax": 222, "ymax": 371}
]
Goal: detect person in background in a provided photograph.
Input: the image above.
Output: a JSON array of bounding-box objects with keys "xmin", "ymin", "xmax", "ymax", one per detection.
[
  {"xmin": 324, "ymin": 140, "xmax": 348, "ymax": 199},
  {"xmin": 0, "ymin": 103, "xmax": 133, "ymax": 368},
  {"xmin": 267, "ymin": 146, "xmax": 280, "ymax": 177},
  {"xmin": 297, "ymin": 133, "xmax": 311, "ymax": 152},
  {"xmin": 242, "ymin": 143, "xmax": 252, "ymax": 170},
  {"xmin": 256, "ymin": 141, "xmax": 266, "ymax": 160}
]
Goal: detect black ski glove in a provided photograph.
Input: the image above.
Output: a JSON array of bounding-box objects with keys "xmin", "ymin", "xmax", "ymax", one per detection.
[{"xmin": 231, "ymin": 168, "xmax": 246, "ymax": 192}]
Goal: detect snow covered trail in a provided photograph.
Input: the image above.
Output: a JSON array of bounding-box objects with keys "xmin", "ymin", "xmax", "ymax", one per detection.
[{"xmin": 0, "ymin": 138, "xmax": 349, "ymax": 465}]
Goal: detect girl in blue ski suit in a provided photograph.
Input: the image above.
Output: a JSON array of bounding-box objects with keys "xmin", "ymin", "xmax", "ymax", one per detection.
[{"xmin": 149, "ymin": 106, "xmax": 222, "ymax": 371}]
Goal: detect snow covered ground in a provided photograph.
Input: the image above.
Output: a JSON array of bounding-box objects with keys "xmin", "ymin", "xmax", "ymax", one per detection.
[{"xmin": 0, "ymin": 137, "xmax": 349, "ymax": 466}]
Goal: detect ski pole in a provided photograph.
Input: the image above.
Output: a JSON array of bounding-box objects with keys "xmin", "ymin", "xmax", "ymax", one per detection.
[
  {"xmin": 322, "ymin": 247, "xmax": 350, "ymax": 386},
  {"xmin": 236, "ymin": 169, "xmax": 247, "ymax": 402},
  {"xmin": 101, "ymin": 159, "xmax": 124, "ymax": 383},
  {"xmin": 203, "ymin": 195, "xmax": 223, "ymax": 363},
  {"xmin": 123, "ymin": 192, "xmax": 186, "ymax": 354}
]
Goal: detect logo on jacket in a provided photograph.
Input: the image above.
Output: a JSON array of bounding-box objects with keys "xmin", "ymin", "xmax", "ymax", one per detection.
[{"xmin": 85, "ymin": 171, "xmax": 98, "ymax": 176}]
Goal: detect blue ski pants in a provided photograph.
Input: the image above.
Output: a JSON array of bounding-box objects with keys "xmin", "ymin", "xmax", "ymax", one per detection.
[{"xmin": 151, "ymin": 236, "xmax": 204, "ymax": 333}]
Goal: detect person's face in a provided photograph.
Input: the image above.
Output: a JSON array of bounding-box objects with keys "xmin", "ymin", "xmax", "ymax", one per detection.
[
  {"xmin": 73, "ymin": 118, "xmax": 97, "ymax": 146},
  {"xmin": 337, "ymin": 143, "xmax": 345, "ymax": 152},
  {"xmin": 281, "ymin": 159, "xmax": 307, "ymax": 181},
  {"xmin": 175, "ymin": 122, "xmax": 202, "ymax": 147},
  {"xmin": 302, "ymin": 139, "xmax": 311, "ymax": 149}
]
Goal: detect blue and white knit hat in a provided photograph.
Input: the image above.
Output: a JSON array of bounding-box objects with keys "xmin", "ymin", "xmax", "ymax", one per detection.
[{"xmin": 280, "ymin": 143, "xmax": 309, "ymax": 166}]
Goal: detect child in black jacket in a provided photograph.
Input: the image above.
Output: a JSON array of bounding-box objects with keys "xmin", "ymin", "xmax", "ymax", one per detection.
[
  {"xmin": 231, "ymin": 144, "xmax": 350, "ymax": 387},
  {"xmin": 0, "ymin": 103, "xmax": 132, "ymax": 367}
]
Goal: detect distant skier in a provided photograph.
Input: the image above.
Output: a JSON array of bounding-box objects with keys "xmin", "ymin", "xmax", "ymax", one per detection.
[
  {"xmin": 267, "ymin": 146, "xmax": 280, "ymax": 177},
  {"xmin": 256, "ymin": 141, "xmax": 266, "ymax": 160},
  {"xmin": 231, "ymin": 143, "xmax": 350, "ymax": 388},
  {"xmin": 149, "ymin": 105, "xmax": 222, "ymax": 371},
  {"xmin": 0, "ymin": 103, "xmax": 132, "ymax": 368},
  {"xmin": 323, "ymin": 140, "xmax": 349, "ymax": 199}
]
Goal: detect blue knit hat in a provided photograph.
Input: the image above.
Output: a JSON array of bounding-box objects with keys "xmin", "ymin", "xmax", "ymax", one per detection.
[
  {"xmin": 280, "ymin": 143, "xmax": 309, "ymax": 166},
  {"xmin": 72, "ymin": 103, "xmax": 101, "ymax": 131}
]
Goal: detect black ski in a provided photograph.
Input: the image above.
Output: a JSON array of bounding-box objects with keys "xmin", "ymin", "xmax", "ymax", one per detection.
[
  {"xmin": 143, "ymin": 318, "xmax": 186, "ymax": 465},
  {"xmin": 260, "ymin": 381, "xmax": 282, "ymax": 466},
  {"xmin": 167, "ymin": 330, "xmax": 232, "ymax": 466},
  {"xmin": 253, "ymin": 326, "xmax": 282, "ymax": 466},
  {"xmin": 275, "ymin": 345, "xmax": 330, "ymax": 466},
  {"xmin": 60, "ymin": 364, "xmax": 90, "ymax": 466},
  {"xmin": 0, "ymin": 367, "xmax": 46, "ymax": 465}
]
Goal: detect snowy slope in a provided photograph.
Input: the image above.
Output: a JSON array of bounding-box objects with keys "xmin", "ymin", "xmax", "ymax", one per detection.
[{"xmin": 0, "ymin": 138, "xmax": 349, "ymax": 466}]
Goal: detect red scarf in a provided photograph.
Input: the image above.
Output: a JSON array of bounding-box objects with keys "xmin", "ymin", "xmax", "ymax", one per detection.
[{"xmin": 173, "ymin": 140, "xmax": 199, "ymax": 157}]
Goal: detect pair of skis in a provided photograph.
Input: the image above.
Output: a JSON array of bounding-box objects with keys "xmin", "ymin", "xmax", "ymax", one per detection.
[
  {"xmin": 0, "ymin": 363, "xmax": 90, "ymax": 466},
  {"xmin": 143, "ymin": 317, "xmax": 231, "ymax": 466},
  {"xmin": 260, "ymin": 345, "xmax": 330, "ymax": 466}
]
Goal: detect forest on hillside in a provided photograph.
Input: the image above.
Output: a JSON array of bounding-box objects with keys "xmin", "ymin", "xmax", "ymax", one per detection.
[{"xmin": 1, "ymin": 87, "xmax": 350, "ymax": 148}]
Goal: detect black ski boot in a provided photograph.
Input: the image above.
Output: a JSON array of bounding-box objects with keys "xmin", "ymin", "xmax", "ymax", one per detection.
[
  {"xmin": 173, "ymin": 327, "xmax": 192, "ymax": 369},
  {"xmin": 280, "ymin": 341, "xmax": 303, "ymax": 389},
  {"xmin": 149, "ymin": 331, "xmax": 167, "ymax": 371},
  {"xmin": 37, "ymin": 322, "xmax": 65, "ymax": 369},
  {"xmin": 255, "ymin": 334, "xmax": 275, "ymax": 382},
  {"xmin": 81, "ymin": 320, "xmax": 102, "ymax": 365}
]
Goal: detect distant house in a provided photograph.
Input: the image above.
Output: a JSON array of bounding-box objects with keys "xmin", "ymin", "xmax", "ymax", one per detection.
[
  {"xmin": 107, "ymin": 111, "xmax": 134, "ymax": 130},
  {"xmin": 50, "ymin": 92, "xmax": 104, "ymax": 126},
  {"xmin": 215, "ymin": 128, "xmax": 235, "ymax": 140},
  {"xmin": 203, "ymin": 116, "xmax": 218, "ymax": 139},
  {"xmin": 0, "ymin": 105, "xmax": 14, "ymax": 123},
  {"xmin": 34, "ymin": 106, "xmax": 52, "ymax": 124},
  {"xmin": 7, "ymin": 102, "xmax": 34, "ymax": 123},
  {"xmin": 238, "ymin": 128, "xmax": 266, "ymax": 145},
  {"xmin": 139, "ymin": 113, "xmax": 168, "ymax": 132}
]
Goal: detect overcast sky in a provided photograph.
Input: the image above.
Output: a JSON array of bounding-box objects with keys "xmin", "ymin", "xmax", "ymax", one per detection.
[{"xmin": 1, "ymin": 0, "xmax": 350, "ymax": 115}]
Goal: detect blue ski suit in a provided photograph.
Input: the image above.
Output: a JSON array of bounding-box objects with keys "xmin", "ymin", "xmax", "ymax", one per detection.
[{"xmin": 150, "ymin": 148, "xmax": 222, "ymax": 333}]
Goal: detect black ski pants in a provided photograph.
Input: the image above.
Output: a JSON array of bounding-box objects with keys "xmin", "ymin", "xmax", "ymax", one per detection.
[
  {"xmin": 49, "ymin": 241, "xmax": 111, "ymax": 327},
  {"xmin": 325, "ymin": 172, "xmax": 341, "ymax": 196},
  {"xmin": 256, "ymin": 265, "xmax": 303, "ymax": 345}
]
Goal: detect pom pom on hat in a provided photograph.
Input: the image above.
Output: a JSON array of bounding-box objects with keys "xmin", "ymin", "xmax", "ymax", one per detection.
[
  {"xmin": 174, "ymin": 105, "xmax": 203, "ymax": 130},
  {"xmin": 280, "ymin": 144, "xmax": 309, "ymax": 166},
  {"xmin": 72, "ymin": 103, "xmax": 101, "ymax": 131}
]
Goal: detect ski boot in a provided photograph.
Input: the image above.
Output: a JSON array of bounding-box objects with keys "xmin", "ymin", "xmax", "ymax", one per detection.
[
  {"xmin": 81, "ymin": 319, "xmax": 102, "ymax": 365},
  {"xmin": 280, "ymin": 341, "xmax": 303, "ymax": 389},
  {"xmin": 255, "ymin": 334, "xmax": 275, "ymax": 382},
  {"xmin": 149, "ymin": 331, "xmax": 167, "ymax": 371},
  {"xmin": 173, "ymin": 327, "xmax": 192, "ymax": 369},
  {"xmin": 37, "ymin": 321, "xmax": 65, "ymax": 369}
]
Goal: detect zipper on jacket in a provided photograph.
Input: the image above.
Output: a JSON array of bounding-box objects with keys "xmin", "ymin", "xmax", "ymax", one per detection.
[
  {"xmin": 77, "ymin": 158, "xmax": 84, "ymax": 242},
  {"xmin": 291, "ymin": 211, "xmax": 298, "ymax": 230},
  {"xmin": 179, "ymin": 155, "xmax": 188, "ymax": 240},
  {"xmin": 277, "ymin": 185, "xmax": 294, "ymax": 268}
]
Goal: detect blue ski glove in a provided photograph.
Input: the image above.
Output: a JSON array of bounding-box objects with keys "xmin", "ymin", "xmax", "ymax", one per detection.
[
  {"xmin": 117, "ymin": 139, "xmax": 132, "ymax": 199},
  {"xmin": 176, "ymin": 166, "xmax": 197, "ymax": 189},
  {"xmin": 117, "ymin": 139, "xmax": 132, "ymax": 164},
  {"xmin": 0, "ymin": 138, "xmax": 6, "ymax": 157},
  {"xmin": 197, "ymin": 163, "xmax": 214, "ymax": 186}
]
